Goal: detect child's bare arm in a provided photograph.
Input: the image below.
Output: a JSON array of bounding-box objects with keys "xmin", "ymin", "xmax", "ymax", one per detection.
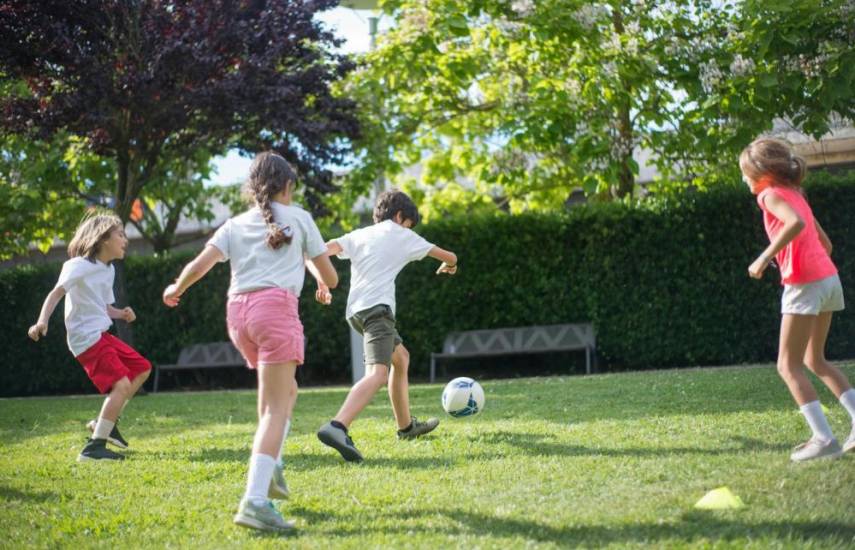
[
  {"xmin": 163, "ymin": 245, "xmax": 224, "ymax": 307},
  {"xmin": 749, "ymin": 193, "xmax": 805, "ymax": 279},
  {"xmin": 815, "ymin": 219, "xmax": 832, "ymax": 256},
  {"xmin": 28, "ymin": 286, "xmax": 66, "ymax": 341},
  {"xmin": 427, "ymin": 246, "xmax": 458, "ymax": 275},
  {"xmin": 107, "ymin": 304, "xmax": 136, "ymax": 323},
  {"xmin": 306, "ymin": 242, "xmax": 341, "ymax": 305}
]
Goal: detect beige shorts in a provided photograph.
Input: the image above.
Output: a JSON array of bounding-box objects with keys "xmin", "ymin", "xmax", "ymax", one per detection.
[{"xmin": 781, "ymin": 274, "xmax": 845, "ymax": 315}]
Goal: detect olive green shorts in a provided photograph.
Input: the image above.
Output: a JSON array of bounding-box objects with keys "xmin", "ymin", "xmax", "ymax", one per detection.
[{"xmin": 348, "ymin": 304, "xmax": 403, "ymax": 367}]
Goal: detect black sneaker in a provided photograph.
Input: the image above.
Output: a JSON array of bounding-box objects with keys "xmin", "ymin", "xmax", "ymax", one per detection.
[
  {"xmin": 397, "ymin": 416, "xmax": 440, "ymax": 440},
  {"xmin": 86, "ymin": 419, "xmax": 129, "ymax": 449},
  {"xmin": 317, "ymin": 422, "xmax": 363, "ymax": 463},
  {"xmin": 77, "ymin": 438, "xmax": 125, "ymax": 462}
]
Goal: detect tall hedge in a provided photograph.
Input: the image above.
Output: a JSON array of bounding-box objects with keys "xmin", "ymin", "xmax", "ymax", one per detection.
[{"xmin": 3, "ymin": 172, "xmax": 854, "ymax": 396}]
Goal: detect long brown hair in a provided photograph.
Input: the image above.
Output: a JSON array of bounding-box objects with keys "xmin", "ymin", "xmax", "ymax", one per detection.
[
  {"xmin": 244, "ymin": 152, "xmax": 297, "ymax": 249},
  {"xmin": 67, "ymin": 211, "xmax": 123, "ymax": 260},
  {"xmin": 739, "ymin": 138, "xmax": 807, "ymax": 187}
]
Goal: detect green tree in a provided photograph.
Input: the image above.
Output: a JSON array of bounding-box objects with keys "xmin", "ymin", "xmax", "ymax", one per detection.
[{"xmin": 343, "ymin": 0, "xmax": 853, "ymax": 215}]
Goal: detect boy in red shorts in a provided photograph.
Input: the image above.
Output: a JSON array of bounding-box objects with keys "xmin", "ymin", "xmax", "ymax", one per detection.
[{"xmin": 28, "ymin": 212, "xmax": 151, "ymax": 461}]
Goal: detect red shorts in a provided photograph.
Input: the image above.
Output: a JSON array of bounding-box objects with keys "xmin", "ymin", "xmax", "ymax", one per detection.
[{"xmin": 75, "ymin": 332, "xmax": 152, "ymax": 394}]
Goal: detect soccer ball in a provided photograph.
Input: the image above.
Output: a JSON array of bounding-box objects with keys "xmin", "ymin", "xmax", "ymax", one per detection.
[{"xmin": 441, "ymin": 377, "xmax": 485, "ymax": 417}]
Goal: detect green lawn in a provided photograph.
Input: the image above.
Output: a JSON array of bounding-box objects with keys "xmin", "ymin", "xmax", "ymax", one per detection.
[{"xmin": 2, "ymin": 364, "xmax": 854, "ymax": 549}]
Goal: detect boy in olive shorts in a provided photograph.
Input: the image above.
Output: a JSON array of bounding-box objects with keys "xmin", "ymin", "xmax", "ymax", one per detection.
[{"xmin": 314, "ymin": 190, "xmax": 458, "ymax": 462}]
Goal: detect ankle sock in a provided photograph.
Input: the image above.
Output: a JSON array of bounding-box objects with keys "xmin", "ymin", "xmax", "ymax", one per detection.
[
  {"xmin": 839, "ymin": 389, "xmax": 855, "ymax": 423},
  {"xmin": 800, "ymin": 400, "xmax": 835, "ymax": 442},
  {"xmin": 244, "ymin": 453, "xmax": 276, "ymax": 506},
  {"xmin": 93, "ymin": 418, "xmax": 115, "ymax": 440}
]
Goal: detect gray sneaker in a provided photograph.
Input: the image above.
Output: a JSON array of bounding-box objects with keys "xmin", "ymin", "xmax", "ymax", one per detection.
[
  {"xmin": 317, "ymin": 422, "xmax": 363, "ymax": 463},
  {"xmin": 233, "ymin": 499, "xmax": 295, "ymax": 532},
  {"xmin": 268, "ymin": 462, "xmax": 289, "ymax": 499},
  {"xmin": 790, "ymin": 437, "xmax": 843, "ymax": 462},
  {"xmin": 843, "ymin": 427, "xmax": 855, "ymax": 454},
  {"xmin": 397, "ymin": 416, "xmax": 440, "ymax": 440}
]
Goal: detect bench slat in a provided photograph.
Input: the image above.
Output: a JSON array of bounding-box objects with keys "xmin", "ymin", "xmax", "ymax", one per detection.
[{"xmin": 431, "ymin": 323, "xmax": 596, "ymax": 382}]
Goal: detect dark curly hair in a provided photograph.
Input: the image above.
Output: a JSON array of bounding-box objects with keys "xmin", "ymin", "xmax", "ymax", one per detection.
[
  {"xmin": 244, "ymin": 152, "xmax": 297, "ymax": 249},
  {"xmin": 373, "ymin": 189, "xmax": 420, "ymax": 227}
]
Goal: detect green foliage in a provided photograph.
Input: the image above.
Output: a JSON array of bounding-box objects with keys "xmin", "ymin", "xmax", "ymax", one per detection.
[
  {"xmin": 343, "ymin": 0, "xmax": 853, "ymax": 212},
  {"xmin": 2, "ymin": 368, "xmax": 855, "ymax": 547},
  {"xmin": 4, "ymin": 171, "xmax": 855, "ymax": 396}
]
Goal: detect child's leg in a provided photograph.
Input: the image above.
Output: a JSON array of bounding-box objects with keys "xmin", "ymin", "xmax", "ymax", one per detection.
[
  {"xmin": 803, "ymin": 311, "xmax": 853, "ymax": 398},
  {"xmin": 388, "ymin": 344, "xmax": 411, "ymax": 430},
  {"xmin": 777, "ymin": 314, "xmax": 819, "ymax": 405},
  {"xmin": 333, "ymin": 363, "xmax": 389, "ymax": 427},
  {"xmin": 93, "ymin": 376, "xmax": 132, "ymax": 439},
  {"xmin": 244, "ymin": 361, "xmax": 297, "ymax": 505},
  {"xmin": 779, "ymin": 314, "xmax": 837, "ymax": 444}
]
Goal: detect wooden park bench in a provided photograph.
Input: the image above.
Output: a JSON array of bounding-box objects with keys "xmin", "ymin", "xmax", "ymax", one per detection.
[
  {"xmin": 152, "ymin": 342, "xmax": 246, "ymax": 393},
  {"xmin": 429, "ymin": 323, "xmax": 596, "ymax": 382}
]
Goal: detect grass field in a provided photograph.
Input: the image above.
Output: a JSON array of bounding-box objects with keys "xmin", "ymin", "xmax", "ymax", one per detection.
[{"xmin": 2, "ymin": 364, "xmax": 854, "ymax": 549}]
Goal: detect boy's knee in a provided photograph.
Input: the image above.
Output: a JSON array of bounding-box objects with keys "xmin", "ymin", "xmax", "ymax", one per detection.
[
  {"xmin": 136, "ymin": 369, "xmax": 151, "ymax": 382},
  {"xmin": 367, "ymin": 365, "xmax": 389, "ymax": 386},
  {"xmin": 112, "ymin": 377, "xmax": 132, "ymax": 397}
]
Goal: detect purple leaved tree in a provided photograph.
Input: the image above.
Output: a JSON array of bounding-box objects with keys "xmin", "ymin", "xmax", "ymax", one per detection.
[{"xmin": 1, "ymin": 0, "xmax": 360, "ymax": 343}]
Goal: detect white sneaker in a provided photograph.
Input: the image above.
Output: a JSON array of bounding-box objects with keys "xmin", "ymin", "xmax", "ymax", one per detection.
[
  {"xmin": 790, "ymin": 437, "xmax": 843, "ymax": 462},
  {"xmin": 843, "ymin": 427, "xmax": 855, "ymax": 454}
]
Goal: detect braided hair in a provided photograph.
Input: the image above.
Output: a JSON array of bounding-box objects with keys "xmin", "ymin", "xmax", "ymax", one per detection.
[{"xmin": 245, "ymin": 152, "xmax": 297, "ymax": 249}]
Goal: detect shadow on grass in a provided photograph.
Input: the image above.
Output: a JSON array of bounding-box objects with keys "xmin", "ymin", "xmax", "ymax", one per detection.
[
  {"xmin": 468, "ymin": 431, "xmax": 791, "ymax": 458},
  {"xmin": 0, "ymin": 485, "xmax": 60, "ymax": 503},
  {"xmin": 313, "ymin": 507, "xmax": 855, "ymax": 547},
  {"xmin": 181, "ymin": 446, "xmax": 462, "ymax": 471}
]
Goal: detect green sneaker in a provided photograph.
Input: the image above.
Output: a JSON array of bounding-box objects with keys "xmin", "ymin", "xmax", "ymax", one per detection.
[
  {"xmin": 397, "ymin": 416, "xmax": 440, "ymax": 440},
  {"xmin": 268, "ymin": 463, "xmax": 290, "ymax": 499},
  {"xmin": 233, "ymin": 499, "xmax": 295, "ymax": 532},
  {"xmin": 77, "ymin": 438, "xmax": 125, "ymax": 462}
]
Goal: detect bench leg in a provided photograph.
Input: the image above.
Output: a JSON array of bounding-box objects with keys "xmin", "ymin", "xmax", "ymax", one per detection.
[
  {"xmin": 430, "ymin": 356, "xmax": 436, "ymax": 383},
  {"xmin": 585, "ymin": 347, "xmax": 591, "ymax": 375},
  {"xmin": 153, "ymin": 366, "xmax": 160, "ymax": 393}
]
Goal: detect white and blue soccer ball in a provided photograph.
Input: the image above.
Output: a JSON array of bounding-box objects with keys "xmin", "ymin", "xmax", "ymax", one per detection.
[{"xmin": 441, "ymin": 377, "xmax": 485, "ymax": 417}]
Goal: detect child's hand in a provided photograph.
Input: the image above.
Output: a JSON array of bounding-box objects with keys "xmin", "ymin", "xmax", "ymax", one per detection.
[
  {"xmin": 121, "ymin": 307, "xmax": 136, "ymax": 323},
  {"xmin": 315, "ymin": 283, "xmax": 332, "ymax": 305},
  {"xmin": 163, "ymin": 284, "xmax": 183, "ymax": 307},
  {"xmin": 748, "ymin": 256, "xmax": 770, "ymax": 279},
  {"xmin": 27, "ymin": 322, "xmax": 47, "ymax": 341},
  {"xmin": 436, "ymin": 262, "xmax": 458, "ymax": 275}
]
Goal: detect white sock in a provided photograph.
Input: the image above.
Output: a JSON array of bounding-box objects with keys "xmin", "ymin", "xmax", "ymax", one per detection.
[
  {"xmin": 93, "ymin": 418, "xmax": 115, "ymax": 440},
  {"xmin": 244, "ymin": 453, "xmax": 276, "ymax": 505},
  {"xmin": 839, "ymin": 389, "xmax": 855, "ymax": 424},
  {"xmin": 800, "ymin": 401, "xmax": 835, "ymax": 442},
  {"xmin": 277, "ymin": 419, "xmax": 291, "ymax": 467}
]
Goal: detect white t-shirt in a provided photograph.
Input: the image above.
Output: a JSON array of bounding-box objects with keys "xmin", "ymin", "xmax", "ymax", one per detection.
[
  {"xmin": 207, "ymin": 203, "xmax": 327, "ymax": 296},
  {"xmin": 56, "ymin": 257, "xmax": 115, "ymax": 356},
  {"xmin": 334, "ymin": 220, "xmax": 434, "ymax": 319}
]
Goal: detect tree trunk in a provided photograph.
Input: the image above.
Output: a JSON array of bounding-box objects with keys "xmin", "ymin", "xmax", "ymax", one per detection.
[{"xmin": 612, "ymin": 7, "xmax": 635, "ymax": 200}]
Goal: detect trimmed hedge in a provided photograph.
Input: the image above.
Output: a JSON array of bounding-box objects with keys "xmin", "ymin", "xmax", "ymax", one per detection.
[{"xmin": 3, "ymin": 172, "xmax": 854, "ymax": 396}]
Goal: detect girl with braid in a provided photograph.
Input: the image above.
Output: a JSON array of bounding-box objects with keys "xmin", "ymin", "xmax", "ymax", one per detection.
[{"xmin": 163, "ymin": 151, "xmax": 338, "ymax": 532}]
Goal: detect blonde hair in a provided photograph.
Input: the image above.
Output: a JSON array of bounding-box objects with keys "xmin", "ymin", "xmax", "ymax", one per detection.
[
  {"xmin": 67, "ymin": 211, "xmax": 123, "ymax": 259},
  {"xmin": 739, "ymin": 137, "xmax": 807, "ymax": 187},
  {"xmin": 243, "ymin": 151, "xmax": 297, "ymax": 250}
]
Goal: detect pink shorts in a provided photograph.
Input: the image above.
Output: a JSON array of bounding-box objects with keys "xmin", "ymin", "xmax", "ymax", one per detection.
[
  {"xmin": 75, "ymin": 333, "xmax": 152, "ymax": 394},
  {"xmin": 226, "ymin": 287, "xmax": 305, "ymax": 369}
]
